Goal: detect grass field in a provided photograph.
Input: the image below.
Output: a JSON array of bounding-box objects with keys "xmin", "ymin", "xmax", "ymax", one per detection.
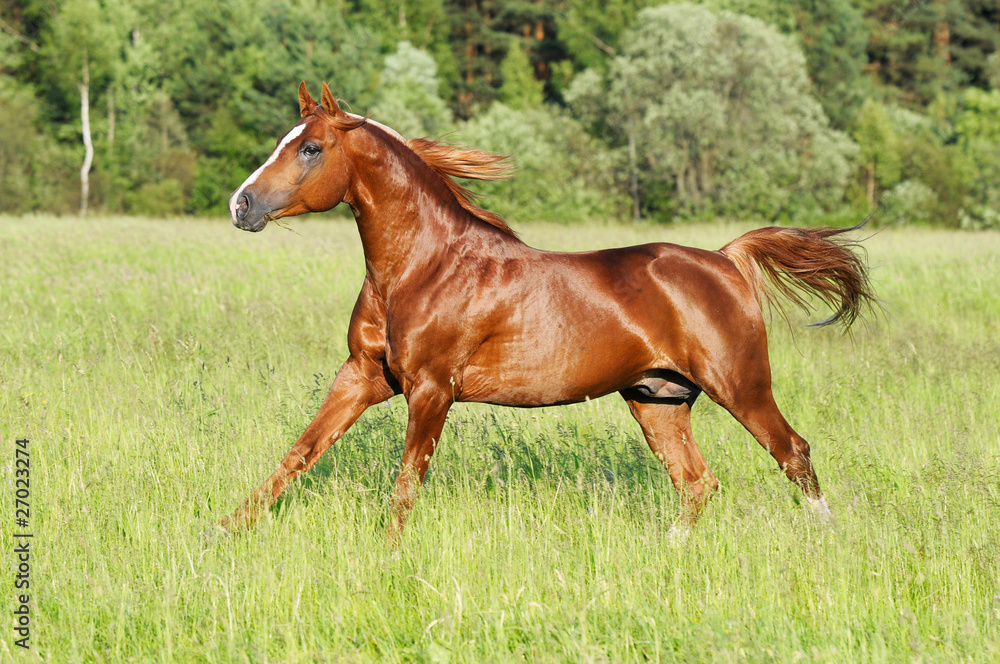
[{"xmin": 1, "ymin": 215, "xmax": 998, "ymax": 663}]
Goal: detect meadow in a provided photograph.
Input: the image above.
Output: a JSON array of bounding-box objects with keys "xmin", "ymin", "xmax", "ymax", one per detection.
[{"xmin": 0, "ymin": 215, "xmax": 997, "ymax": 663}]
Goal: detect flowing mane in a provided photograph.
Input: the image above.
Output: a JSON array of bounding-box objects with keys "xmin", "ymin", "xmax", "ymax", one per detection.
[
  {"xmin": 404, "ymin": 138, "xmax": 518, "ymax": 238},
  {"xmin": 332, "ymin": 110, "xmax": 518, "ymax": 237}
]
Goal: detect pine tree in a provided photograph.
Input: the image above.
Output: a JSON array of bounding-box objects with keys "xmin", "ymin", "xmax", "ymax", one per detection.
[{"xmin": 499, "ymin": 40, "xmax": 544, "ymax": 109}]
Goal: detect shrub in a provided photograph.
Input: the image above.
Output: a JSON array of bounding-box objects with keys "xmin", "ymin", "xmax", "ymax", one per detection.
[
  {"xmin": 880, "ymin": 180, "xmax": 938, "ymax": 225},
  {"xmin": 456, "ymin": 103, "xmax": 628, "ymax": 223}
]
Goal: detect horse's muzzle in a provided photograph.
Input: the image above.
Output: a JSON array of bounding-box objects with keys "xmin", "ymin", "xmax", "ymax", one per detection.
[{"xmin": 231, "ymin": 191, "xmax": 269, "ymax": 232}]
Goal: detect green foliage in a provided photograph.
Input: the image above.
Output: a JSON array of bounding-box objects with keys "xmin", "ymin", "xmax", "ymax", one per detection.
[
  {"xmin": 39, "ymin": 0, "xmax": 122, "ymax": 100},
  {"xmin": 956, "ymin": 87, "xmax": 1000, "ymax": 142},
  {"xmin": 2, "ymin": 0, "xmax": 1000, "ymax": 224},
  {"xmin": 445, "ymin": 0, "xmax": 566, "ymax": 117},
  {"xmin": 355, "ymin": 0, "xmax": 450, "ymax": 53},
  {"xmin": 861, "ymin": 0, "xmax": 1000, "ymax": 106},
  {"xmin": 603, "ymin": 3, "xmax": 855, "ymax": 220},
  {"xmin": 153, "ymin": 0, "xmax": 381, "ymax": 212},
  {"xmin": 0, "ymin": 82, "xmax": 40, "ymax": 211},
  {"xmin": 371, "ymin": 41, "xmax": 454, "ymax": 138},
  {"xmin": 558, "ymin": 0, "xmax": 653, "ymax": 71},
  {"xmin": 869, "ymin": 90, "xmax": 1000, "ymax": 228},
  {"xmin": 853, "ymin": 99, "xmax": 902, "ymax": 209},
  {"xmin": 562, "ymin": 68, "xmax": 607, "ymax": 135},
  {"xmin": 0, "ymin": 24, "xmax": 24, "ymax": 74},
  {"xmin": 950, "ymin": 88, "xmax": 1000, "ymax": 229},
  {"xmin": 0, "ymin": 80, "xmax": 79, "ymax": 213},
  {"xmin": 499, "ymin": 40, "xmax": 544, "ymax": 109},
  {"xmin": 893, "ymin": 126, "xmax": 970, "ymax": 226},
  {"xmin": 787, "ymin": 0, "xmax": 869, "ymax": 129},
  {"xmin": 704, "ymin": 0, "xmax": 796, "ymax": 30},
  {"xmin": 457, "ymin": 103, "xmax": 627, "ymax": 222},
  {"xmin": 880, "ymin": 179, "xmax": 938, "ymax": 225},
  {"xmin": 854, "ymin": 100, "xmax": 900, "ymax": 181},
  {"xmin": 127, "ymin": 178, "xmax": 188, "ymax": 216}
]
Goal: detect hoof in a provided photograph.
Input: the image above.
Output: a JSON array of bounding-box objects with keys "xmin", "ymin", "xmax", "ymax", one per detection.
[
  {"xmin": 805, "ymin": 495, "xmax": 836, "ymax": 528},
  {"xmin": 666, "ymin": 524, "xmax": 691, "ymax": 547},
  {"xmin": 201, "ymin": 524, "xmax": 231, "ymax": 544}
]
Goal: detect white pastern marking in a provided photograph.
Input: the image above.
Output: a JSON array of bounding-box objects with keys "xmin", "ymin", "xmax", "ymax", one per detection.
[
  {"xmin": 806, "ymin": 495, "xmax": 835, "ymax": 525},
  {"xmin": 666, "ymin": 524, "xmax": 690, "ymax": 547},
  {"xmin": 229, "ymin": 123, "xmax": 307, "ymax": 220}
]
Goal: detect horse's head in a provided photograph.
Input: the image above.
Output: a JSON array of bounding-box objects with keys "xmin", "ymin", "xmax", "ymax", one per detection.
[{"xmin": 229, "ymin": 82, "xmax": 364, "ymax": 232}]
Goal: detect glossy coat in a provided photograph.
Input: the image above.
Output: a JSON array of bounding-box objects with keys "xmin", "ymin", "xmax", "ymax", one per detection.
[{"xmin": 221, "ymin": 83, "xmax": 877, "ymax": 540}]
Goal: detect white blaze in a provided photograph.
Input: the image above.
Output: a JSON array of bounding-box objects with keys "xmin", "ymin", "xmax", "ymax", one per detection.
[{"xmin": 229, "ymin": 123, "xmax": 307, "ymax": 220}]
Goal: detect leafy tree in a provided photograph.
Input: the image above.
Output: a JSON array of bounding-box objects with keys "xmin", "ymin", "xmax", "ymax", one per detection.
[
  {"xmin": 351, "ymin": 0, "xmax": 449, "ymax": 50},
  {"xmin": 881, "ymin": 179, "xmax": 938, "ymax": 224},
  {"xmin": 952, "ymin": 88, "xmax": 1000, "ymax": 228},
  {"xmin": 2, "ymin": 0, "xmax": 998, "ymax": 223},
  {"xmin": 41, "ymin": 0, "xmax": 123, "ymax": 215},
  {"xmin": 879, "ymin": 100, "xmax": 970, "ymax": 225},
  {"xmin": 557, "ymin": 0, "xmax": 652, "ymax": 72},
  {"xmin": 457, "ymin": 103, "xmax": 627, "ymax": 222},
  {"xmin": 0, "ymin": 81, "xmax": 40, "ymax": 211},
  {"xmin": 788, "ymin": 0, "xmax": 869, "ymax": 129},
  {"xmin": 853, "ymin": 99, "xmax": 902, "ymax": 209},
  {"xmin": 371, "ymin": 41, "xmax": 453, "ymax": 138},
  {"xmin": 561, "ymin": 0, "xmax": 867, "ymax": 129},
  {"xmin": 955, "ymin": 87, "xmax": 1000, "ymax": 141},
  {"xmin": 603, "ymin": 3, "xmax": 855, "ymax": 220},
  {"xmin": 446, "ymin": 0, "xmax": 566, "ymax": 117},
  {"xmin": 860, "ymin": 0, "xmax": 1000, "ymax": 107},
  {"xmin": 152, "ymin": 0, "xmax": 381, "ymax": 212},
  {"xmin": 704, "ymin": 0, "xmax": 795, "ymax": 30}
]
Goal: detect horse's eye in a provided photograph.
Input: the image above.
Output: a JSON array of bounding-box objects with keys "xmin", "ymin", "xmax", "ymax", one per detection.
[{"xmin": 302, "ymin": 144, "xmax": 321, "ymax": 157}]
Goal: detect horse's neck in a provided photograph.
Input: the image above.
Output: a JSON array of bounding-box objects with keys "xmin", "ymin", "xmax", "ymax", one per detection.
[{"xmin": 345, "ymin": 129, "xmax": 479, "ymax": 296}]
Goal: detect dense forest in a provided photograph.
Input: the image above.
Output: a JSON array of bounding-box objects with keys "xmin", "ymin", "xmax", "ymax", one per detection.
[{"xmin": 1, "ymin": 0, "xmax": 999, "ymax": 226}]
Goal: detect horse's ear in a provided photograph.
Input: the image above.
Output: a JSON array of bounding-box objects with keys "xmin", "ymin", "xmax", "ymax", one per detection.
[
  {"xmin": 320, "ymin": 82, "xmax": 342, "ymax": 116},
  {"xmin": 298, "ymin": 81, "xmax": 317, "ymax": 118}
]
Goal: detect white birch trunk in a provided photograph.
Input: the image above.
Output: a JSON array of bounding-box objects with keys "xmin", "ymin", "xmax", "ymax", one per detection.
[{"xmin": 79, "ymin": 55, "xmax": 93, "ymax": 217}]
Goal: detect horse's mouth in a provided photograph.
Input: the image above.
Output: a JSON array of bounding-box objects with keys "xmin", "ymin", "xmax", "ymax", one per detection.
[
  {"xmin": 231, "ymin": 188, "xmax": 277, "ymax": 232},
  {"xmin": 233, "ymin": 211, "xmax": 272, "ymax": 233}
]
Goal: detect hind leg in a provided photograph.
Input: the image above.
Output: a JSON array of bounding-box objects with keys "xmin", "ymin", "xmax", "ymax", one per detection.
[
  {"xmin": 683, "ymin": 320, "xmax": 834, "ymax": 524},
  {"xmin": 724, "ymin": 388, "xmax": 835, "ymax": 524},
  {"xmin": 623, "ymin": 393, "xmax": 720, "ymax": 540},
  {"xmin": 701, "ymin": 338, "xmax": 835, "ymax": 525}
]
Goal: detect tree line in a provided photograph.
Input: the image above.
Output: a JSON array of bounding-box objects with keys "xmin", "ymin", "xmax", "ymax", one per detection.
[{"xmin": 1, "ymin": 0, "xmax": 999, "ymax": 227}]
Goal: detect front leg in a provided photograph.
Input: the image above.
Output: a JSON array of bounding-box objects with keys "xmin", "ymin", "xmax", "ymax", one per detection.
[
  {"xmin": 221, "ymin": 276, "xmax": 394, "ymax": 533},
  {"xmin": 220, "ymin": 354, "xmax": 395, "ymax": 532},
  {"xmin": 387, "ymin": 383, "xmax": 453, "ymax": 543}
]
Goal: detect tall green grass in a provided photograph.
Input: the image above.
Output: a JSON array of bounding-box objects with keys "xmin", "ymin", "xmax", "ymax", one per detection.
[{"xmin": 1, "ymin": 215, "xmax": 997, "ymax": 663}]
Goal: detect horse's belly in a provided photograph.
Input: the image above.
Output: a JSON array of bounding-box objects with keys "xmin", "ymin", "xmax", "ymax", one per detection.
[
  {"xmin": 459, "ymin": 335, "xmax": 653, "ymax": 407},
  {"xmin": 459, "ymin": 367, "xmax": 612, "ymax": 407}
]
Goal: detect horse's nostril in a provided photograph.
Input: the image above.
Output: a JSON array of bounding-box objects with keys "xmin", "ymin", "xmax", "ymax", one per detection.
[{"xmin": 236, "ymin": 194, "xmax": 250, "ymax": 220}]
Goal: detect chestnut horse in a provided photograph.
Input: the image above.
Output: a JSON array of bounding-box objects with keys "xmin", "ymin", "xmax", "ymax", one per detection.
[{"xmin": 221, "ymin": 82, "xmax": 875, "ymax": 542}]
